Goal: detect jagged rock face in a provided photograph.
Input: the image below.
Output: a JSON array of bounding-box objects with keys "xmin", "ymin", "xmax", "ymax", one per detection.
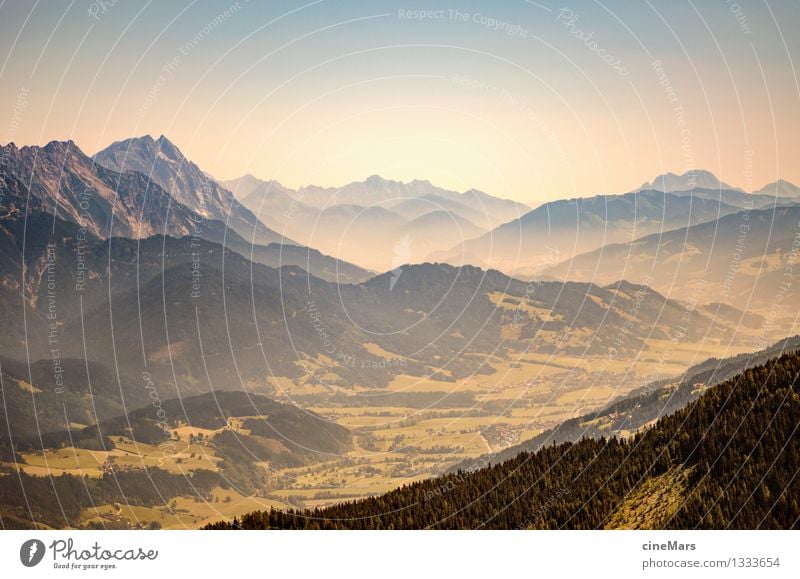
[
  {"xmin": 94, "ymin": 135, "xmax": 287, "ymax": 245},
  {"xmin": 94, "ymin": 135, "xmax": 230, "ymax": 220},
  {"xmin": 0, "ymin": 140, "xmax": 200, "ymax": 239},
  {"xmin": 1, "ymin": 140, "xmax": 372, "ymax": 284}
]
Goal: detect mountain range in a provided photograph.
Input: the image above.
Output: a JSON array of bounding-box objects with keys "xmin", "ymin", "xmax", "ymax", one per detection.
[
  {"xmin": 637, "ymin": 169, "xmax": 740, "ymax": 193},
  {"xmin": 433, "ymin": 172, "xmax": 800, "ymax": 278},
  {"xmin": 638, "ymin": 169, "xmax": 800, "ymax": 199},
  {"xmin": 543, "ymin": 204, "xmax": 800, "ymax": 316},
  {"xmin": 2, "ymin": 136, "xmax": 800, "ymax": 530},
  {"xmin": 0, "ymin": 138, "xmax": 372, "ymax": 284},
  {"xmin": 754, "ymin": 178, "xmax": 800, "ymax": 198},
  {"xmin": 0, "ymin": 140, "xmax": 214, "ymax": 240},
  {"xmin": 0, "ymin": 208, "xmax": 761, "ymax": 399},
  {"xmin": 7, "ymin": 135, "xmax": 797, "ymax": 290},
  {"xmin": 3, "ymin": 144, "xmax": 796, "ymax": 398},
  {"xmin": 221, "ymin": 173, "xmax": 529, "ymax": 272}
]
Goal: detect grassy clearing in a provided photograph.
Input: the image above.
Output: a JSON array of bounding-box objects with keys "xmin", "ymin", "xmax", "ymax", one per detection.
[
  {"xmin": 605, "ymin": 467, "xmax": 691, "ymax": 529},
  {"xmin": 17, "ymin": 379, "xmax": 42, "ymax": 393},
  {"xmin": 14, "ymin": 436, "xmax": 224, "ymax": 479},
  {"xmin": 18, "ymin": 448, "xmax": 109, "ymax": 478},
  {"xmin": 364, "ymin": 342, "xmax": 406, "ymax": 359}
]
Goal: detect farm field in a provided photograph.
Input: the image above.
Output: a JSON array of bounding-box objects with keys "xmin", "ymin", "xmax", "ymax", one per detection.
[{"xmin": 10, "ymin": 437, "xmax": 224, "ymax": 479}]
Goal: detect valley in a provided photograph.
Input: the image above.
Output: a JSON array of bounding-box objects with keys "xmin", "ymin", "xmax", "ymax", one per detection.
[
  {"xmin": 208, "ymin": 347, "xmax": 800, "ymax": 530},
  {"xmin": 2, "ymin": 332, "xmax": 758, "ymax": 528}
]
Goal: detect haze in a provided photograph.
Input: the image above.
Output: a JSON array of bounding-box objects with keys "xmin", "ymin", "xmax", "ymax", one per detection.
[{"xmin": 1, "ymin": 0, "xmax": 799, "ymax": 203}]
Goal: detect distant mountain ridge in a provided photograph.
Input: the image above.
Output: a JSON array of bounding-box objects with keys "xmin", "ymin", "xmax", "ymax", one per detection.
[
  {"xmin": 666, "ymin": 186, "xmax": 798, "ymax": 209},
  {"xmin": 638, "ymin": 169, "xmax": 741, "ymax": 193},
  {"xmin": 754, "ymin": 179, "xmax": 800, "ymax": 198},
  {"xmin": 543, "ymin": 204, "xmax": 800, "ymax": 317},
  {"xmin": 432, "ymin": 169, "xmax": 799, "ymax": 278},
  {"xmin": 434, "ymin": 188, "xmax": 746, "ymax": 277},
  {"xmin": 638, "ymin": 169, "xmax": 800, "ymax": 199},
  {"xmin": 221, "ymin": 173, "xmax": 530, "ymax": 271},
  {"xmin": 295, "ymin": 174, "xmax": 529, "ymax": 225}
]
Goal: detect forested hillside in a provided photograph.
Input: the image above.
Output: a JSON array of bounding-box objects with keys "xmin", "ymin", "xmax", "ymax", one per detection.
[
  {"xmin": 454, "ymin": 335, "xmax": 800, "ymax": 472},
  {"xmin": 208, "ymin": 350, "xmax": 800, "ymax": 529}
]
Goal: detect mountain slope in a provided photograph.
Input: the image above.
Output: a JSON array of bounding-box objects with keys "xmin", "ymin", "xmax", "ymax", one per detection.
[
  {"xmin": 437, "ymin": 189, "xmax": 743, "ymax": 277},
  {"xmin": 0, "ymin": 389, "xmax": 351, "ymax": 528},
  {"xmin": 401, "ymin": 210, "xmax": 485, "ymax": 252},
  {"xmin": 544, "ymin": 205, "xmax": 800, "ymax": 316},
  {"xmin": 93, "ymin": 135, "xmax": 290, "ymax": 246},
  {"xmin": 455, "ymin": 334, "xmax": 800, "ymax": 471},
  {"xmin": 0, "ymin": 356, "xmax": 149, "ymax": 444},
  {"xmin": 232, "ymin": 242, "xmax": 374, "ymax": 284},
  {"xmin": 754, "ymin": 179, "xmax": 800, "ymax": 198},
  {"xmin": 0, "ymin": 140, "xmax": 213, "ymax": 240},
  {"xmin": 207, "ymin": 348, "xmax": 800, "ymax": 529},
  {"xmin": 0, "ymin": 211, "xmax": 755, "ymax": 397},
  {"xmin": 223, "ymin": 173, "xmax": 529, "ymax": 271}
]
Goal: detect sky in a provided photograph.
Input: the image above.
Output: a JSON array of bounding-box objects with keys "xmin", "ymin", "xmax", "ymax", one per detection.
[{"xmin": 0, "ymin": 0, "xmax": 798, "ymax": 204}]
